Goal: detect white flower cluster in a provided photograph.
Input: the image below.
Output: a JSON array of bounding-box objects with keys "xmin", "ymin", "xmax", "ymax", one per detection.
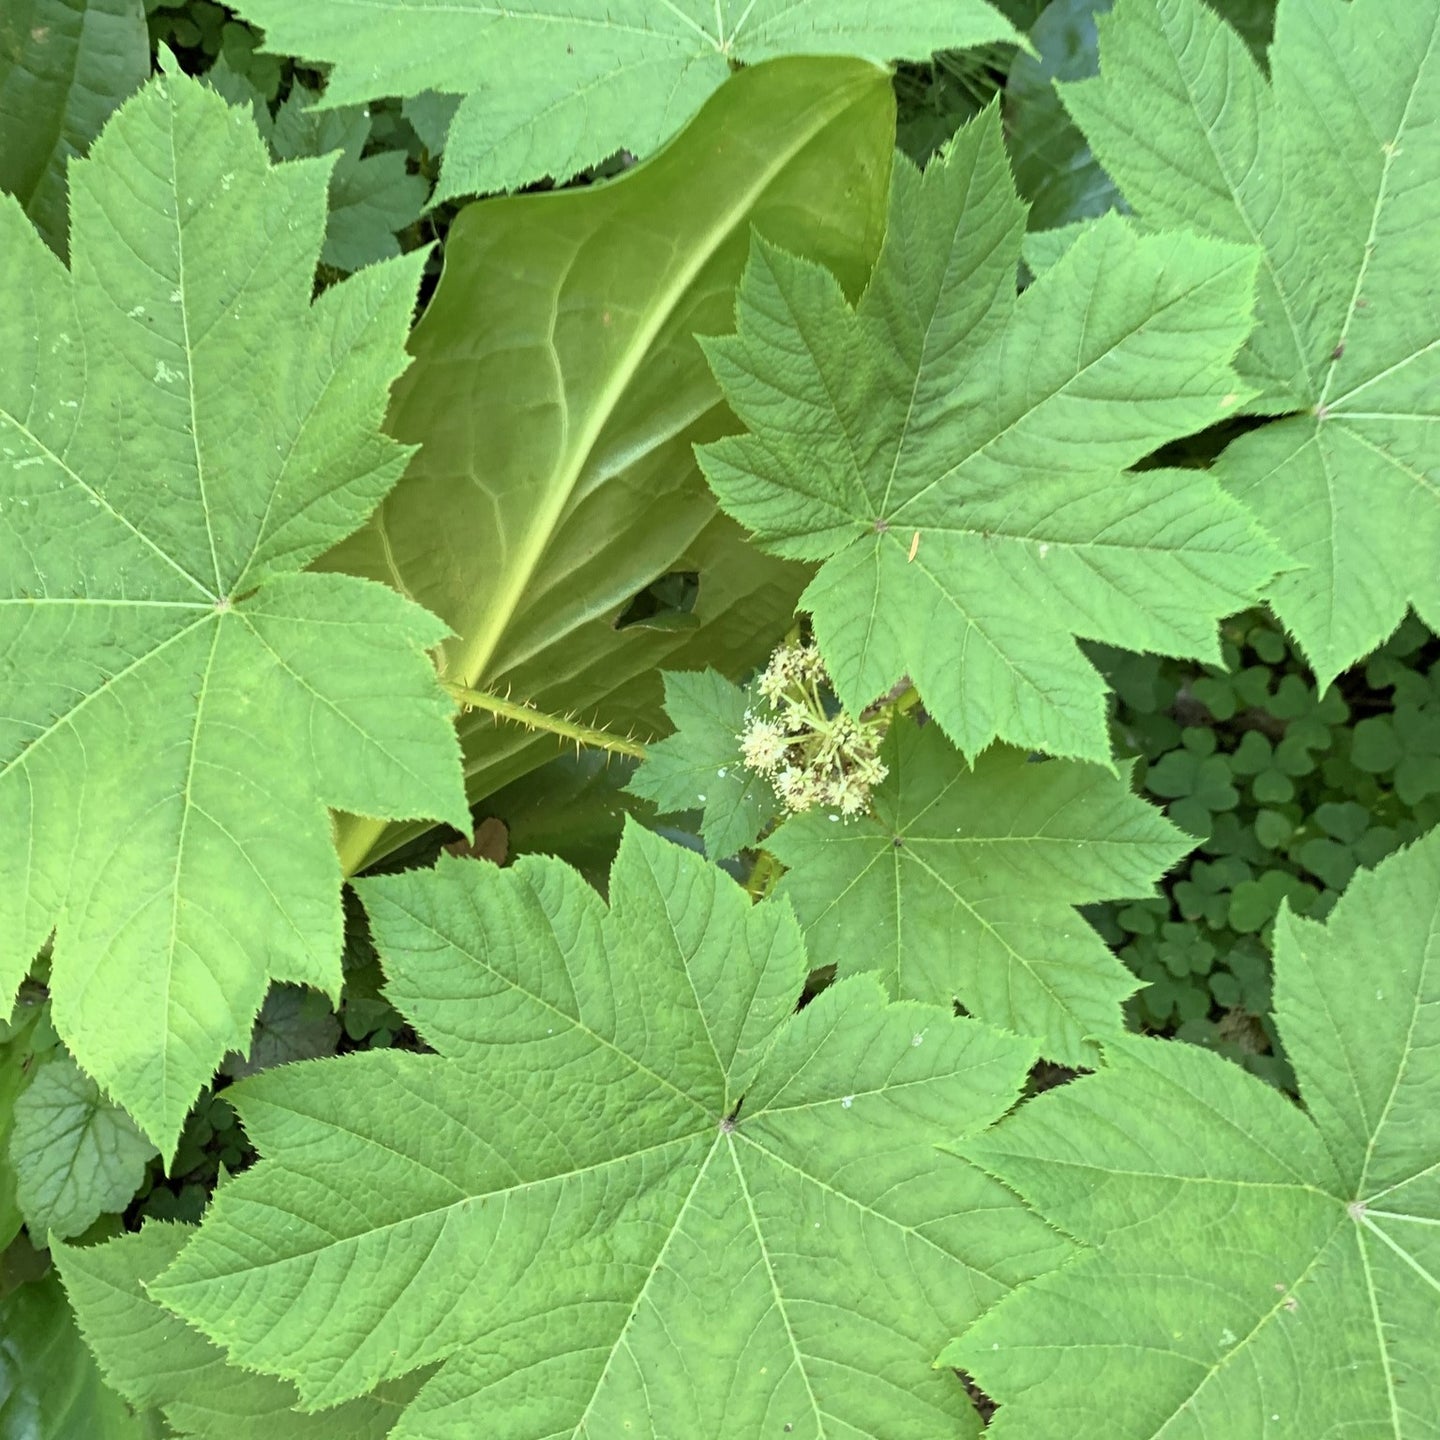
[{"xmin": 738, "ymin": 641, "xmax": 887, "ymax": 818}]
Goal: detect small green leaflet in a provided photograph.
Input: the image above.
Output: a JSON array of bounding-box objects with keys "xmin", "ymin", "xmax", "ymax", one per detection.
[
  {"xmin": 149, "ymin": 823, "xmax": 1067, "ymax": 1438},
  {"xmin": 56, "ymin": 1225, "xmax": 415, "ymax": 1439},
  {"xmin": 770, "ymin": 717, "xmax": 1189, "ymax": 1064},
  {"xmin": 626, "ymin": 669, "xmax": 780, "ymax": 859},
  {"xmin": 208, "ymin": 63, "xmax": 430, "ymax": 274},
  {"xmin": 11, "ymin": 1050, "xmax": 157, "ymax": 1240},
  {"xmin": 945, "ymin": 824, "xmax": 1440, "ymax": 1437},
  {"xmin": 1060, "ymin": 0, "xmax": 1440, "ymax": 683},
  {"xmin": 0, "ymin": 0, "xmax": 149, "ymax": 257},
  {"xmin": 699, "ymin": 105, "xmax": 1278, "ymax": 765},
  {"xmin": 226, "ymin": 0, "xmax": 1023, "ymax": 199},
  {"xmin": 267, "ymin": 90, "xmax": 429, "ymax": 274},
  {"xmin": 0, "ymin": 71, "xmax": 467, "ymax": 1155}
]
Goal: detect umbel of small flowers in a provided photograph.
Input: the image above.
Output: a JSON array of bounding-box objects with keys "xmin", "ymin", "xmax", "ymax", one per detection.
[{"xmin": 739, "ymin": 640, "xmax": 888, "ymax": 817}]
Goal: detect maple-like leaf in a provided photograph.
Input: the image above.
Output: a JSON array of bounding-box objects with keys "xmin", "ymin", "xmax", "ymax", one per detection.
[
  {"xmin": 1060, "ymin": 0, "xmax": 1440, "ymax": 682},
  {"xmin": 56, "ymin": 1224, "xmax": 416, "ymax": 1439},
  {"xmin": 150, "ymin": 823, "xmax": 1068, "ymax": 1438},
  {"xmin": 944, "ymin": 824, "xmax": 1440, "ymax": 1437},
  {"xmin": 698, "ymin": 105, "xmax": 1278, "ymax": 764},
  {"xmin": 770, "ymin": 717, "xmax": 1189, "ymax": 1064},
  {"xmin": 626, "ymin": 668, "xmax": 780, "ymax": 859},
  {"xmin": 225, "ymin": 0, "xmax": 1023, "ymax": 199},
  {"xmin": 0, "ymin": 70, "xmax": 466, "ymax": 1154}
]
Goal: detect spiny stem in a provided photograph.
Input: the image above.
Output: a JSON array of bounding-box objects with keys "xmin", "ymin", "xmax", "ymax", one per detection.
[{"xmin": 445, "ymin": 683, "xmax": 648, "ymax": 761}]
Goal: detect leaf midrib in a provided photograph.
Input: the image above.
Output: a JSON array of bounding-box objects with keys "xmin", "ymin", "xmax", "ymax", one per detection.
[{"xmin": 443, "ymin": 71, "xmax": 879, "ymax": 692}]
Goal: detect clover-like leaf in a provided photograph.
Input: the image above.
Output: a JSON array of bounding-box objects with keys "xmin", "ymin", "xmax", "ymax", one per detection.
[
  {"xmin": 56, "ymin": 1224, "xmax": 416, "ymax": 1439},
  {"xmin": 226, "ymin": 0, "xmax": 1023, "ymax": 199},
  {"xmin": 769, "ymin": 718, "xmax": 1190, "ymax": 1064},
  {"xmin": 0, "ymin": 70, "xmax": 466, "ymax": 1154},
  {"xmin": 944, "ymin": 823, "xmax": 1440, "ymax": 1436},
  {"xmin": 1061, "ymin": 0, "xmax": 1440, "ymax": 682},
  {"xmin": 149, "ymin": 823, "xmax": 1067, "ymax": 1438},
  {"xmin": 699, "ymin": 104, "xmax": 1278, "ymax": 764}
]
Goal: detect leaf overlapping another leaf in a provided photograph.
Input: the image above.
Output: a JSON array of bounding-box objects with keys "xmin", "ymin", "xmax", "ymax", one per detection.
[
  {"xmin": 226, "ymin": 0, "xmax": 1025, "ymax": 199},
  {"xmin": 945, "ymin": 824, "xmax": 1440, "ymax": 1437},
  {"xmin": 323, "ymin": 59, "xmax": 895, "ymax": 873},
  {"xmin": 698, "ymin": 105, "xmax": 1279, "ymax": 765},
  {"xmin": 0, "ymin": 70, "xmax": 466, "ymax": 1153},
  {"xmin": 57, "ymin": 1225, "xmax": 417, "ymax": 1439},
  {"xmin": 625, "ymin": 668, "xmax": 781, "ymax": 860},
  {"xmin": 771, "ymin": 718, "xmax": 1190, "ymax": 1064},
  {"xmin": 1061, "ymin": 0, "xmax": 1440, "ymax": 682},
  {"xmin": 148, "ymin": 824, "xmax": 1068, "ymax": 1438},
  {"xmin": 0, "ymin": 0, "xmax": 150, "ymax": 257}
]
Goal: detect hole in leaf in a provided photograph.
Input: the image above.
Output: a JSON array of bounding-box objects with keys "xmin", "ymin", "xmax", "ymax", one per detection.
[{"xmin": 612, "ymin": 570, "xmax": 700, "ymax": 632}]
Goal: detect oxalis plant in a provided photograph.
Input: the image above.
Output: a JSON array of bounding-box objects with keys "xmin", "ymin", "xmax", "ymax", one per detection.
[{"xmin": 0, "ymin": 0, "xmax": 1436, "ymax": 1435}]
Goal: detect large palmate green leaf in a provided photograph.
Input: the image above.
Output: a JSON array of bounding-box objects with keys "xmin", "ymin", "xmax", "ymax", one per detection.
[
  {"xmin": 0, "ymin": 70, "xmax": 466, "ymax": 1154},
  {"xmin": 770, "ymin": 719, "xmax": 1189, "ymax": 1063},
  {"xmin": 698, "ymin": 105, "xmax": 1277, "ymax": 765},
  {"xmin": 56, "ymin": 1226, "xmax": 415, "ymax": 1439},
  {"xmin": 227, "ymin": 0, "xmax": 1022, "ymax": 199},
  {"xmin": 0, "ymin": 0, "xmax": 149, "ymax": 257},
  {"xmin": 150, "ymin": 823, "xmax": 1068, "ymax": 1438},
  {"xmin": 324, "ymin": 59, "xmax": 895, "ymax": 873},
  {"xmin": 944, "ymin": 824, "xmax": 1440, "ymax": 1437},
  {"xmin": 1061, "ymin": 0, "xmax": 1440, "ymax": 682},
  {"xmin": 0, "ymin": 1275, "xmax": 162, "ymax": 1439}
]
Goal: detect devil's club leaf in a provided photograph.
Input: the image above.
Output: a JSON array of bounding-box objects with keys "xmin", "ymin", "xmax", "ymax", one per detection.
[
  {"xmin": 699, "ymin": 105, "xmax": 1277, "ymax": 764},
  {"xmin": 1061, "ymin": 0, "xmax": 1440, "ymax": 682},
  {"xmin": 11, "ymin": 1052, "xmax": 157, "ymax": 1240},
  {"xmin": 57, "ymin": 1225, "xmax": 413, "ymax": 1439},
  {"xmin": 226, "ymin": 0, "xmax": 1022, "ymax": 200},
  {"xmin": 150, "ymin": 823, "xmax": 1066, "ymax": 1438},
  {"xmin": 321, "ymin": 59, "xmax": 893, "ymax": 873},
  {"xmin": 626, "ymin": 669, "xmax": 780, "ymax": 859},
  {"xmin": 0, "ymin": 71, "xmax": 466, "ymax": 1154},
  {"xmin": 945, "ymin": 825, "xmax": 1440, "ymax": 1437},
  {"xmin": 769, "ymin": 719, "xmax": 1188, "ymax": 1063}
]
